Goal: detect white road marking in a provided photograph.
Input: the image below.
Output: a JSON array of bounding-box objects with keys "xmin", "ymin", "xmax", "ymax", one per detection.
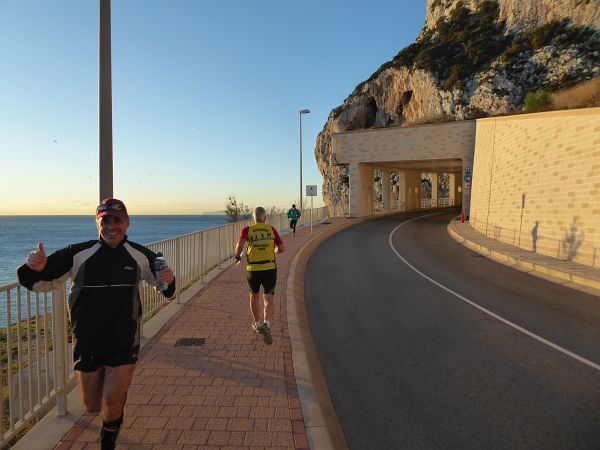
[{"xmin": 388, "ymin": 212, "xmax": 600, "ymax": 373}]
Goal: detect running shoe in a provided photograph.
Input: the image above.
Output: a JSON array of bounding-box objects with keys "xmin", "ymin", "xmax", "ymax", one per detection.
[{"xmin": 258, "ymin": 323, "xmax": 273, "ymax": 345}]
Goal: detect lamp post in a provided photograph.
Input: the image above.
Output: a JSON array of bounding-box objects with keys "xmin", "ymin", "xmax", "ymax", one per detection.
[
  {"xmin": 99, "ymin": 0, "xmax": 113, "ymax": 201},
  {"xmin": 299, "ymin": 109, "xmax": 310, "ymax": 215}
]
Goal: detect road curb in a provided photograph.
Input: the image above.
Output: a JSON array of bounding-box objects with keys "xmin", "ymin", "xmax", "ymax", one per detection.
[
  {"xmin": 447, "ymin": 220, "xmax": 600, "ymax": 296},
  {"xmin": 286, "ymin": 217, "xmax": 373, "ymax": 450}
]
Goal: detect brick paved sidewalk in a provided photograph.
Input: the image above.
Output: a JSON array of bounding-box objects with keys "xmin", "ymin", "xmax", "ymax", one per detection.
[{"xmin": 54, "ymin": 219, "xmax": 344, "ymax": 450}]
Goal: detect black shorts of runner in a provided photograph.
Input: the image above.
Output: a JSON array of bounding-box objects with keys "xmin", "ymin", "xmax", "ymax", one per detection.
[
  {"xmin": 73, "ymin": 345, "xmax": 139, "ymax": 372},
  {"xmin": 290, "ymin": 220, "xmax": 297, "ymax": 230},
  {"xmin": 247, "ymin": 269, "xmax": 277, "ymax": 295}
]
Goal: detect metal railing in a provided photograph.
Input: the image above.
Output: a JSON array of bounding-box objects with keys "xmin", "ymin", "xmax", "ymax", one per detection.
[
  {"xmin": 327, "ymin": 202, "xmax": 349, "ymax": 218},
  {"xmin": 421, "ymin": 198, "xmax": 456, "ymax": 208},
  {"xmin": 373, "ymin": 198, "xmax": 455, "ymax": 213},
  {"xmin": 0, "ymin": 206, "xmax": 330, "ymax": 447},
  {"xmin": 0, "ymin": 283, "xmax": 71, "ymax": 447}
]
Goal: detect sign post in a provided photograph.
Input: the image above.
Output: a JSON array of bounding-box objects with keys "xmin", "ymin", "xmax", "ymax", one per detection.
[{"xmin": 306, "ymin": 185, "xmax": 317, "ymax": 233}]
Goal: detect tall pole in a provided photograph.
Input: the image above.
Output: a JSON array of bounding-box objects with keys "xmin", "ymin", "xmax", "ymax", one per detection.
[
  {"xmin": 299, "ymin": 112, "xmax": 303, "ymax": 214},
  {"xmin": 99, "ymin": 0, "xmax": 113, "ymax": 201},
  {"xmin": 299, "ymin": 109, "xmax": 310, "ymax": 214}
]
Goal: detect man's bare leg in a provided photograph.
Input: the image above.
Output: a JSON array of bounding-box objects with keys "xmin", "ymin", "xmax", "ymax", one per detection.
[
  {"xmin": 93, "ymin": 364, "xmax": 135, "ymax": 449},
  {"xmin": 249, "ymin": 292, "xmax": 261, "ymax": 323},
  {"xmin": 263, "ymin": 294, "xmax": 275, "ymax": 324},
  {"xmin": 78, "ymin": 368, "xmax": 105, "ymax": 413},
  {"xmin": 102, "ymin": 364, "xmax": 135, "ymax": 422}
]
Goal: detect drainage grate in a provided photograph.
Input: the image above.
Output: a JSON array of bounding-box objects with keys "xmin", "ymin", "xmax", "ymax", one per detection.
[{"xmin": 175, "ymin": 337, "xmax": 205, "ymax": 347}]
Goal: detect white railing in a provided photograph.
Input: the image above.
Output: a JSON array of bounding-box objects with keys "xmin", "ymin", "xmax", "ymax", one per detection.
[
  {"xmin": 0, "ymin": 206, "xmax": 330, "ymax": 447},
  {"xmin": 421, "ymin": 198, "xmax": 456, "ymax": 208},
  {"xmin": 0, "ymin": 283, "xmax": 71, "ymax": 446},
  {"xmin": 374, "ymin": 201, "xmax": 407, "ymax": 213},
  {"xmin": 390, "ymin": 200, "xmax": 406, "ymax": 212},
  {"xmin": 327, "ymin": 202, "xmax": 349, "ymax": 217},
  {"xmin": 373, "ymin": 198, "xmax": 455, "ymax": 213}
]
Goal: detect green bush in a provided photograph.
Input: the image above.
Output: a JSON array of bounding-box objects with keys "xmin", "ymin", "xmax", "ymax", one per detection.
[
  {"xmin": 524, "ymin": 90, "xmax": 552, "ymax": 112},
  {"xmin": 523, "ymin": 19, "xmax": 599, "ymax": 52},
  {"xmin": 443, "ymin": 65, "xmax": 465, "ymax": 91}
]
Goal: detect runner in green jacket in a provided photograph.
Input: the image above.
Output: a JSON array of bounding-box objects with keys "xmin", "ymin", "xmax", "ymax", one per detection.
[{"xmin": 287, "ymin": 204, "xmax": 301, "ymax": 235}]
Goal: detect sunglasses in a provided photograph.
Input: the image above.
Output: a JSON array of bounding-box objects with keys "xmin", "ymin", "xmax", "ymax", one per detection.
[{"xmin": 97, "ymin": 203, "xmax": 124, "ymax": 213}]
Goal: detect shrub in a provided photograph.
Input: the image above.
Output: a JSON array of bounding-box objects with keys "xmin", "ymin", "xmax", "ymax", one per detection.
[
  {"xmin": 467, "ymin": 106, "xmax": 488, "ymax": 119},
  {"xmin": 224, "ymin": 196, "xmax": 252, "ymax": 223},
  {"xmin": 478, "ymin": 0, "xmax": 498, "ymax": 15},
  {"xmin": 551, "ymin": 77, "xmax": 600, "ymax": 109},
  {"xmin": 443, "ymin": 65, "xmax": 465, "ymax": 91},
  {"xmin": 527, "ymin": 20, "xmax": 567, "ymax": 51},
  {"xmin": 524, "ymin": 90, "xmax": 552, "ymax": 112},
  {"xmin": 500, "ymin": 41, "xmax": 525, "ymax": 62},
  {"xmin": 522, "ymin": 19, "xmax": 599, "ymax": 53}
]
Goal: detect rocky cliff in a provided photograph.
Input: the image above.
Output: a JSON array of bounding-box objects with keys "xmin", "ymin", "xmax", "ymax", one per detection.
[
  {"xmin": 316, "ymin": 0, "xmax": 600, "ymax": 207},
  {"xmin": 425, "ymin": 0, "xmax": 600, "ymax": 34}
]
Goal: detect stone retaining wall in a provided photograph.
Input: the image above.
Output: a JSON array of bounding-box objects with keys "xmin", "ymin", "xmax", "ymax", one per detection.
[{"xmin": 470, "ymin": 108, "xmax": 600, "ymax": 268}]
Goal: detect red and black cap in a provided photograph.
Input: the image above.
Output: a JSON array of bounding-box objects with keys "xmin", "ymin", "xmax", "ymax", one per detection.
[{"xmin": 96, "ymin": 198, "xmax": 129, "ymax": 220}]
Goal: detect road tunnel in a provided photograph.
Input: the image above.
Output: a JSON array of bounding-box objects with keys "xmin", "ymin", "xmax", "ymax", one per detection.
[{"xmin": 331, "ymin": 120, "xmax": 476, "ymax": 217}]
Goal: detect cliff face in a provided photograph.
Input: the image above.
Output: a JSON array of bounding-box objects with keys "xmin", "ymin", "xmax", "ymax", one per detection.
[
  {"xmin": 425, "ymin": 0, "xmax": 600, "ymax": 34},
  {"xmin": 316, "ymin": 0, "xmax": 600, "ymax": 207}
]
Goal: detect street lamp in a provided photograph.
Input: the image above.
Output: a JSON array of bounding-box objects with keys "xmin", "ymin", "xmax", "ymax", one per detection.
[
  {"xmin": 99, "ymin": 0, "xmax": 113, "ymax": 201},
  {"xmin": 299, "ymin": 109, "xmax": 310, "ymax": 215}
]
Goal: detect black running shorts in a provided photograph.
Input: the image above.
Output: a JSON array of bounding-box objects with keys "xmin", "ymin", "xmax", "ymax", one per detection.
[
  {"xmin": 246, "ymin": 269, "xmax": 277, "ymax": 295},
  {"xmin": 73, "ymin": 345, "xmax": 139, "ymax": 372}
]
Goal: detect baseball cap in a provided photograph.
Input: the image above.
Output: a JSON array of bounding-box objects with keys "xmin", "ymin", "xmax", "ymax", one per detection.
[{"xmin": 96, "ymin": 198, "xmax": 129, "ymax": 220}]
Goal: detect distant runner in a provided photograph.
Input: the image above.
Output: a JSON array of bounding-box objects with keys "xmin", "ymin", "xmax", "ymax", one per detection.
[
  {"xmin": 234, "ymin": 206, "xmax": 285, "ymax": 345},
  {"xmin": 287, "ymin": 204, "xmax": 301, "ymax": 235},
  {"xmin": 17, "ymin": 198, "xmax": 175, "ymax": 450}
]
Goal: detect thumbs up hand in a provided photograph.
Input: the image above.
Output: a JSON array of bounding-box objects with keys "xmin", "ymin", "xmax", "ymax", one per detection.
[{"xmin": 27, "ymin": 243, "xmax": 47, "ymax": 272}]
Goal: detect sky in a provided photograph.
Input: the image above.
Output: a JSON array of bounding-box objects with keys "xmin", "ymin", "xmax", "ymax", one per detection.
[{"xmin": 0, "ymin": 0, "xmax": 426, "ymax": 215}]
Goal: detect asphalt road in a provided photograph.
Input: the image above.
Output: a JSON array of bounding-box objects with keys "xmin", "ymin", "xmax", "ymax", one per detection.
[{"xmin": 304, "ymin": 210, "xmax": 600, "ymax": 450}]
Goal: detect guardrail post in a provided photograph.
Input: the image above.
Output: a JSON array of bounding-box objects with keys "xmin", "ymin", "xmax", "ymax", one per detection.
[
  {"xmin": 200, "ymin": 232, "xmax": 205, "ymax": 285},
  {"xmin": 218, "ymin": 227, "xmax": 222, "ymax": 269},
  {"xmin": 175, "ymin": 238, "xmax": 181, "ymax": 304},
  {"xmin": 52, "ymin": 284, "xmax": 68, "ymax": 416}
]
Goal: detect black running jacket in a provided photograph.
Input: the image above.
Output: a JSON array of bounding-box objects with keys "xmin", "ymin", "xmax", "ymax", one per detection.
[{"xmin": 17, "ymin": 237, "xmax": 175, "ymax": 356}]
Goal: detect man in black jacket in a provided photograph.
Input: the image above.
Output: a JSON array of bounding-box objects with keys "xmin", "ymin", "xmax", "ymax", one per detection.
[{"xmin": 18, "ymin": 198, "xmax": 175, "ymax": 450}]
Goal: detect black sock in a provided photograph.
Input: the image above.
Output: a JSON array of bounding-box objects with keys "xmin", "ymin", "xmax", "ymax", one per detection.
[{"xmin": 100, "ymin": 415, "xmax": 124, "ymax": 450}]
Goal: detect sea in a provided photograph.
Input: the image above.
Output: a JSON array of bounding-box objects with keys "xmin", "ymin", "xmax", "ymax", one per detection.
[{"xmin": 0, "ymin": 215, "xmax": 229, "ymax": 287}]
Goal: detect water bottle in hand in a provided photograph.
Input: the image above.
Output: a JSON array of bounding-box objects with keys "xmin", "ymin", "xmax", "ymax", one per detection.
[{"xmin": 154, "ymin": 252, "xmax": 168, "ymax": 291}]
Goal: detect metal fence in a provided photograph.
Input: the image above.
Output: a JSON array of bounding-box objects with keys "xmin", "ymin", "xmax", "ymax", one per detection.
[
  {"xmin": 0, "ymin": 206, "xmax": 330, "ymax": 447},
  {"xmin": 421, "ymin": 198, "xmax": 456, "ymax": 208},
  {"xmin": 373, "ymin": 198, "xmax": 455, "ymax": 213}
]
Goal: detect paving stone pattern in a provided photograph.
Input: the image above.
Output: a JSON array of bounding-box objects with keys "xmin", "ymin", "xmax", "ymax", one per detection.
[{"xmin": 53, "ymin": 220, "xmax": 341, "ymax": 450}]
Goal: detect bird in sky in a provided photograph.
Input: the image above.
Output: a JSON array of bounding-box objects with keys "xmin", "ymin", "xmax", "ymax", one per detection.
[{"xmin": 52, "ymin": 139, "xmax": 58, "ymax": 144}]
